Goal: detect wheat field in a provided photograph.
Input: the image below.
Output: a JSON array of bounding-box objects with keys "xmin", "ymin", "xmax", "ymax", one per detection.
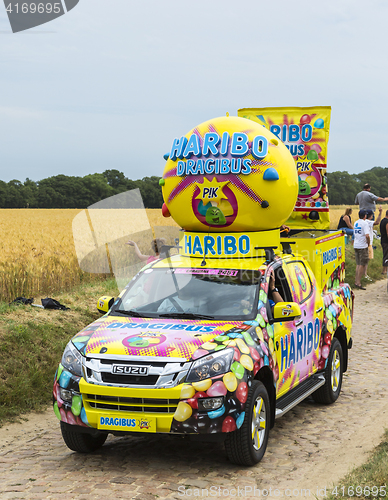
[
  {"xmin": 0, "ymin": 205, "xmax": 363, "ymax": 303},
  {"xmin": 0, "ymin": 208, "xmax": 180, "ymax": 303}
]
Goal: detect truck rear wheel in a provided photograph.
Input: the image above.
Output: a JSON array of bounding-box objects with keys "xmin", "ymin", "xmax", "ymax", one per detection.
[
  {"xmin": 225, "ymin": 380, "xmax": 270, "ymax": 466},
  {"xmin": 60, "ymin": 422, "xmax": 107, "ymax": 453},
  {"xmin": 313, "ymin": 337, "xmax": 343, "ymax": 404}
]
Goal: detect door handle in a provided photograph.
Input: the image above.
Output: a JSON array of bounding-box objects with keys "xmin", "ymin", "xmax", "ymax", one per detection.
[{"xmin": 315, "ymin": 307, "xmax": 323, "ymax": 313}]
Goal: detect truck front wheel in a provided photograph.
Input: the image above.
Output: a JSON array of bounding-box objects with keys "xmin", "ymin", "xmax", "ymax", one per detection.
[
  {"xmin": 225, "ymin": 380, "xmax": 270, "ymax": 466},
  {"xmin": 60, "ymin": 422, "xmax": 108, "ymax": 453},
  {"xmin": 313, "ymin": 337, "xmax": 343, "ymax": 404}
]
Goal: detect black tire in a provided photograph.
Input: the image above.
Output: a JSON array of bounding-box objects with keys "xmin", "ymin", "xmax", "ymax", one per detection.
[
  {"xmin": 313, "ymin": 337, "xmax": 343, "ymax": 404},
  {"xmin": 225, "ymin": 381, "xmax": 270, "ymax": 466},
  {"xmin": 60, "ymin": 422, "xmax": 108, "ymax": 453}
]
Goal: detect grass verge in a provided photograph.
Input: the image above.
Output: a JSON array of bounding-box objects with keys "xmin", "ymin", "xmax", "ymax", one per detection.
[
  {"xmin": 0, "ymin": 277, "xmax": 118, "ymax": 426},
  {"xmin": 327, "ymin": 429, "xmax": 388, "ymax": 499}
]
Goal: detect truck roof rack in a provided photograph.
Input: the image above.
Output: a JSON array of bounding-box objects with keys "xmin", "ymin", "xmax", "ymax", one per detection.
[
  {"xmin": 254, "ymin": 246, "xmax": 277, "ymax": 263},
  {"xmin": 280, "ymin": 241, "xmax": 296, "ymax": 255}
]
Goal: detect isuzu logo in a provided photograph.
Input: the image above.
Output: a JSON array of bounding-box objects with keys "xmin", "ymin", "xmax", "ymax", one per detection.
[{"xmin": 111, "ymin": 365, "xmax": 149, "ymax": 376}]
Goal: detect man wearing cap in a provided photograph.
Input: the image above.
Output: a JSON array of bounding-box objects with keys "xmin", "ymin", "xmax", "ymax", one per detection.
[
  {"xmin": 353, "ymin": 209, "xmax": 370, "ymax": 290},
  {"xmin": 363, "ymin": 206, "xmax": 382, "ymax": 281},
  {"xmin": 355, "ymin": 184, "xmax": 388, "ymax": 219}
]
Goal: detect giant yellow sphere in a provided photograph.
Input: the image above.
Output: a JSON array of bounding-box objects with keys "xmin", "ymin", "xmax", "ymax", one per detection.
[{"xmin": 161, "ymin": 116, "xmax": 298, "ymax": 232}]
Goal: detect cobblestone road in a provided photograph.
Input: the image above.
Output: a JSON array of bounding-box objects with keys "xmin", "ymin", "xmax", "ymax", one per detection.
[{"xmin": 1, "ymin": 281, "xmax": 388, "ymax": 500}]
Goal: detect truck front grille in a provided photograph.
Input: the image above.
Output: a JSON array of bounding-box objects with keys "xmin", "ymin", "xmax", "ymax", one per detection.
[{"xmin": 85, "ymin": 394, "xmax": 180, "ymax": 414}]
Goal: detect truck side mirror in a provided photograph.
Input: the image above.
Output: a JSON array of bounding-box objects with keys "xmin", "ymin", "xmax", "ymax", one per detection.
[
  {"xmin": 97, "ymin": 296, "xmax": 115, "ymax": 314},
  {"xmin": 272, "ymin": 302, "xmax": 302, "ymax": 322}
]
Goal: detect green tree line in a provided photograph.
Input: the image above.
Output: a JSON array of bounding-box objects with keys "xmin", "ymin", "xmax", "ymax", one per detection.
[
  {"xmin": 0, "ymin": 170, "xmax": 163, "ymax": 209},
  {"xmin": 327, "ymin": 166, "xmax": 388, "ymax": 205},
  {"xmin": 1, "ymin": 166, "xmax": 387, "ymax": 209}
]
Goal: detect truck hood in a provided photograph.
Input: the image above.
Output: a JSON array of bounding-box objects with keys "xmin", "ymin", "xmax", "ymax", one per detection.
[{"xmin": 71, "ymin": 316, "xmax": 247, "ymax": 361}]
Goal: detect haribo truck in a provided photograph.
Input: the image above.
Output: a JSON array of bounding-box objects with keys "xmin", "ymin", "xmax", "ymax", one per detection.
[{"xmin": 54, "ymin": 114, "xmax": 353, "ymax": 466}]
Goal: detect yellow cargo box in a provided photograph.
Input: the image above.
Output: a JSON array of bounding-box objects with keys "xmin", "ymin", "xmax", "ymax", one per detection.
[{"xmin": 281, "ymin": 230, "xmax": 345, "ymax": 292}]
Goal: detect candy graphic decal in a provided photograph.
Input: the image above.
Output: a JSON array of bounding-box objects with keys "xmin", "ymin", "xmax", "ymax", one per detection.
[
  {"xmin": 238, "ymin": 107, "xmax": 331, "ymax": 230},
  {"xmin": 53, "ymin": 365, "xmax": 90, "ymax": 428},
  {"xmin": 205, "ymin": 206, "xmax": 227, "ymax": 226}
]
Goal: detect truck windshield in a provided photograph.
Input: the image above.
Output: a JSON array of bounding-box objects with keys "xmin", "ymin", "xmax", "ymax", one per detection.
[{"xmin": 115, "ymin": 268, "xmax": 262, "ymax": 321}]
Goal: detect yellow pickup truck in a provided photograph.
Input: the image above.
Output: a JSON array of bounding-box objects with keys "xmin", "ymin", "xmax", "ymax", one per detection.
[{"xmin": 53, "ymin": 116, "xmax": 353, "ymax": 465}]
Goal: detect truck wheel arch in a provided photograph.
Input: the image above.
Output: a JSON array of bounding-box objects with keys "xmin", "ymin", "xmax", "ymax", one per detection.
[
  {"xmin": 334, "ymin": 327, "xmax": 348, "ymax": 373},
  {"xmin": 255, "ymin": 367, "xmax": 276, "ymax": 429}
]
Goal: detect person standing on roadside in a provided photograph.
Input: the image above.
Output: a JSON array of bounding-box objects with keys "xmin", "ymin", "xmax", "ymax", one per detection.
[
  {"xmin": 355, "ymin": 183, "xmax": 388, "ymax": 219},
  {"xmin": 363, "ymin": 207, "xmax": 383, "ymax": 281},
  {"xmin": 353, "ymin": 210, "xmax": 370, "ymax": 290},
  {"xmin": 380, "ymin": 209, "xmax": 388, "ymax": 275}
]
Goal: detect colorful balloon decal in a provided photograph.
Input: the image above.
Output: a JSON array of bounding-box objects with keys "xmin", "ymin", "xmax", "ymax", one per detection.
[
  {"xmin": 317, "ymin": 263, "xmax": 353, "ymax": 369},
  {"xmin": 53, "ymin": 365, "xmax": 90, "ymax": 428}
]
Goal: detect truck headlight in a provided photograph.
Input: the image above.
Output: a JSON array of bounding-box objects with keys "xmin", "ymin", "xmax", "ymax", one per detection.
[
  {"xmin": 186, "ymin": 349, "xmax": 234, "ymax": 383},
  {"xmin": 61, "ymin": 341, "xmax": 83, "ymax": 377}
]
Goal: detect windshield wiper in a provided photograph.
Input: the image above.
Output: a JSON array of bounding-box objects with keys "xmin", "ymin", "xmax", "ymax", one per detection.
[
  {"xmin": 115, "ymin": 310, "xmax": 145, "ymax": 317},
  {"xmin": 157, "ymin": 312, "xmax": 214, "ymax": 320}
]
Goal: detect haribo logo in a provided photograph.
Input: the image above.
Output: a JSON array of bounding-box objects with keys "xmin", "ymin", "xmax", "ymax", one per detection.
[
  {"xmin": 281, "ymin": 304, "xmax": 293, "ymax": 317},
  {"xmin": 280, "ymin": 319, "xmax": 320, "ymax": 372},
  {"xmin": 171, "ymin": 132, "xmax": 268, "ymax": 177},
  {"xmin": 4, "ymin": 0, "xmax": 79, "ymax": 33}
]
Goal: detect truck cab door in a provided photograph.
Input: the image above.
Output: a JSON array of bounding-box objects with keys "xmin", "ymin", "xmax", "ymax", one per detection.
[
  {"xmin": 264, "ymin": 263, "xmax": 297, "ymax": 398},
  {"xmin": 267, "ymin": 260, "xmax": 322, "ymax": 398},
  {"xmin": 282, "ymin": 260, "xmax": 321, "ymax": 386}
]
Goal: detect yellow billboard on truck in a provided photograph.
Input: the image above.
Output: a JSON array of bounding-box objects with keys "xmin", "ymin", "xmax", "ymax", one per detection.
[{"xmin": 238, "ymin": 106, "xmax": 331, "ymax": 231}]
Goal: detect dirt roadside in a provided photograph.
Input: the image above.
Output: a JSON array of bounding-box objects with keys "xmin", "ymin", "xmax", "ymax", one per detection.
[{"xmin": 0, "ymin": 280, "xmax": 387, "ymax": 499}]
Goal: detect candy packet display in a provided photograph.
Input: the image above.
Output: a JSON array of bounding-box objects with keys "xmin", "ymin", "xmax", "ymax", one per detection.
[{"xmin": 238, "ymin": 106, "xmax": 331, "ymax": 230}]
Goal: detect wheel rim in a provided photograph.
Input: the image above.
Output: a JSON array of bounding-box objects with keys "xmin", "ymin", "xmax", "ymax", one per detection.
[
  {"xmin": 331, "ymin": 349, "xmax": 341, "ymax": 393},
  {"xmin": 251, "ymin": 396, "xmax": 266, "ymax": 451}
]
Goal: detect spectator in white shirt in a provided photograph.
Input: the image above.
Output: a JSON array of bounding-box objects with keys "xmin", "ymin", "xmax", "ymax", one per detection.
[
  {"xmin": 363, "ymin": 207, "xmax": 383, "ymax": 281},
  {"xmin": 353, "ymin": 210, "xmax": 370, "ymax": 290}
]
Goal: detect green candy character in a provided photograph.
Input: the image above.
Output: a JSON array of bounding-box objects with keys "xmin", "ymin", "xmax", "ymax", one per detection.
[
  {"xmin": 205, "ymin": 206, "xmax": 226, "ymax": 225},
  {"xmin": 298, "ymin": 180, "xmax": 311, "ymax": 196}
]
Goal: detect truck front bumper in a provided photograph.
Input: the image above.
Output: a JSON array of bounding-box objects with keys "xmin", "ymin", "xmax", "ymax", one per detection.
[{"xmin": 80, "ymin": 378, "xmax": 183, "ymax": 433}]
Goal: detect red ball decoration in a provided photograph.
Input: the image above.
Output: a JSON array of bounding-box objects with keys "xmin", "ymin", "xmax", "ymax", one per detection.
[{"xmin": 162, "ymin": 203, "xmax": 171, "ymax": 218}]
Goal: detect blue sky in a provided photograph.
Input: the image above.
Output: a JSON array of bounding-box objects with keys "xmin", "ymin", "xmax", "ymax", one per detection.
[{"xmin": 0, "ymin": 0, "xmax": 387, "ymax": 183}]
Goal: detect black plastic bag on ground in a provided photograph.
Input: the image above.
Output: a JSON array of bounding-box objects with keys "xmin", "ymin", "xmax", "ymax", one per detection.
[
  {"xmin": 41, "ymin": 298, "xmax": 70, "ymax": 311},
  {"xmin": 9, "ymin": 297, "xmax": 34, "ymax": 306}
]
